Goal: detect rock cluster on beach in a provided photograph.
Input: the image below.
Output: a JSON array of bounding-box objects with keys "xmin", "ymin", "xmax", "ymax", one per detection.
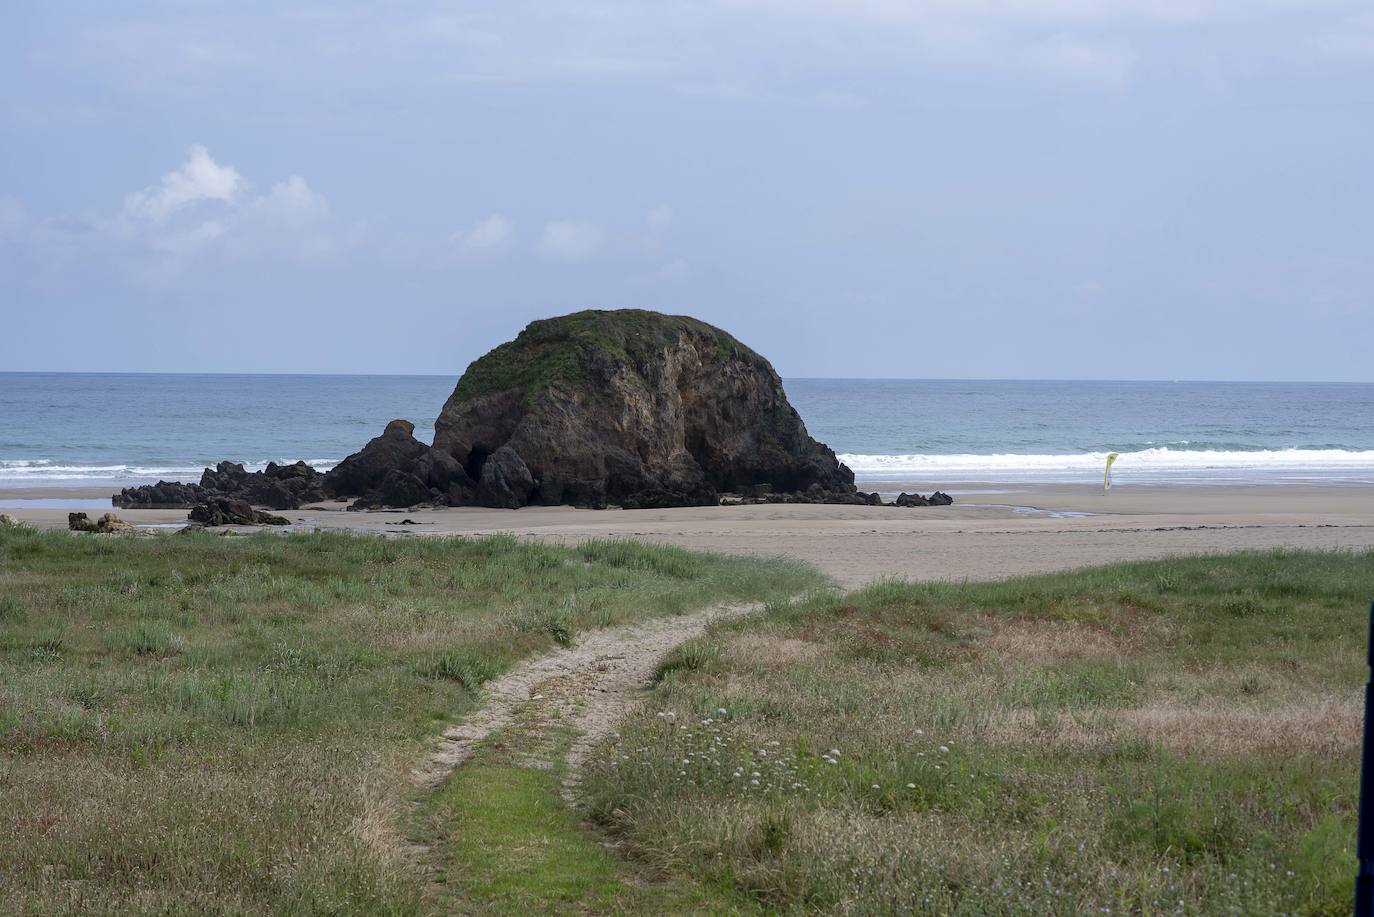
[
  {"xmin": 113, "ymin": 460, "xmax": 328, "ymax": 510},
  {"xmin": 187, "ymin": 497, "xmax": 290, "ymax": 527},
  {"xmin": 109, "ymin": 309, "xmax": 957, "ymax": 517},
  {"xmin": 895, "ymin": 491, "xmax": 953, "ymax": 507},
  {"xmin": 68, "ymin": 512, "xmax": 136, "ymax": 533}
]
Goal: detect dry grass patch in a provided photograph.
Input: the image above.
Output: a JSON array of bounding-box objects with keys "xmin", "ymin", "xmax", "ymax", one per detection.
[
  {"xmin": 584, "ymin": 550, "xmax": 1370, "ymax": 914},
  {"xmin": 0, "ymin": 527, "xmax": 822, "ymax": 913}
]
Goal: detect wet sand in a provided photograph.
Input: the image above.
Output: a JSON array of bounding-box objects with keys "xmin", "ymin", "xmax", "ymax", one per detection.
[{"xmin": 6, "ymin": 482, "xmax": 1373, "ymax": 587}]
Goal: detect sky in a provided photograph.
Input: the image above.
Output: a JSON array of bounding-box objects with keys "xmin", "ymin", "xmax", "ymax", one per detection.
[{"xmin": 1, "ymin": 1, "xmax": 1372, "ymax": 380}]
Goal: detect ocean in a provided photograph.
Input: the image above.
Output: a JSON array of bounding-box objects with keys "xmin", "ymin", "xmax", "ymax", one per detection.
[{"xmin": 2, "ymin": 373, "xmax": 1373, "ymax": 490}]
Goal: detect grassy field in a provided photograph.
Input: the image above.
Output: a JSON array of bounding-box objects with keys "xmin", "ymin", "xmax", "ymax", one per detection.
[
  {"xmin": 0, "ymin": 526, "xmax": 819, "ymax": 914},
  {"xmin": 583, "ymin": 550, "xmax": 1369, "ymax": 915}
]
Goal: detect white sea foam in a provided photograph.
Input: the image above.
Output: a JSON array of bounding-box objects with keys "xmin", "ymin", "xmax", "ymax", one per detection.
[
  {"xmin": 838, "ymin": 448, "xmax": 1374, "ymax": 484},
  {"xmin": 0, "ymin": 458, "xmax": 339, "ymax": 482}
]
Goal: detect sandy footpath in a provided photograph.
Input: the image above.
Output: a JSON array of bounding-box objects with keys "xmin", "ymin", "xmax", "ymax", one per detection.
[{"xmin": 4, "ymin": 482, "xmax": 1373, "ymax": 587}]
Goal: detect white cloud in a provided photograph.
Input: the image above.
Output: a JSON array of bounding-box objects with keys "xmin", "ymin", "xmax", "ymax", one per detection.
[
  {"xmin": 537, "ymin": 219, "xmax": 605, "ymax": 262},
  {"xmin": 453, "ymin": 213, "xmax": 515, "ymax": 252},
  {"xmin": 123, "ymin": 144, "xmax": 243, "ymax": 222},
  {"xmin": 7, "ymin": 146, "xmax": 360, "ymax": 292}
]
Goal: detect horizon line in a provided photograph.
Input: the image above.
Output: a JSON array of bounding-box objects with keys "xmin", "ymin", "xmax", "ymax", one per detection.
[{"xmin": 2, "ymin": 370, "xmax": 1373, "ymax": 386}]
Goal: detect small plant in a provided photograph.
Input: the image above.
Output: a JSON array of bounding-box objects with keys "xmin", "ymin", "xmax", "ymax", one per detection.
[
  {"xmin": 0, "ymin": 595, "xmax": 27, "ymax": 623},
  {"xmin": 654, "ymin": 637, "xmax": 720, "ymax": 682},
  {"xmin": 419, "ymin": 647, "xmax": 502, "ymax": 695},
  {"xmin": 121, "ymin": 620, "xmax": 183, "ymax": 657}
]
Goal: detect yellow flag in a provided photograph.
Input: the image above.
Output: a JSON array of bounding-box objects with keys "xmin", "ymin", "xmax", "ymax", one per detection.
[{"xmin": 1103, "ymin": 452, "xmax": 1120, "ymax": 493}]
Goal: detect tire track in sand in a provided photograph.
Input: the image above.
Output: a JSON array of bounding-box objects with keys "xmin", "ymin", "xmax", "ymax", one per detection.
[{"xmin": 410, "ymin": 600, "xmax": 765, "ymax": 792}]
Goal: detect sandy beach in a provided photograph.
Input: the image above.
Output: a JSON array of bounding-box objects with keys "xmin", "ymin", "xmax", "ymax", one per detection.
[{"xmin": 6, "ymin": 482, "xmax": 1373, "ymax": 587}]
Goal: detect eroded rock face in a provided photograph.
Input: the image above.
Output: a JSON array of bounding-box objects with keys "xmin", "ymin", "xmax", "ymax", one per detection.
[
  {"xmin": 431, "ymin": 309, "xmax": 858, "ymax": 509},
  {"xmin": 325, "ymin": 420, "xmax": 431, "ymax": 499}
]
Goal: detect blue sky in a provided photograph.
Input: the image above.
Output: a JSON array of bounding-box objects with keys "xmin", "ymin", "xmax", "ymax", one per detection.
[{"xmin": 2, "ymin": 2, "xmax": 1371, "ymax": 379}]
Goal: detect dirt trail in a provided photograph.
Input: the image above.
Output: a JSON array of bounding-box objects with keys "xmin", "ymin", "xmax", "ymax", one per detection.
[{"xmin": 411, "ymin": 601, "xmax": 763, "ymax": 791}]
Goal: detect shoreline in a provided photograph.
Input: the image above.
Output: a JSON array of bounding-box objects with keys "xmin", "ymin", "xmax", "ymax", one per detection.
[{"xmin": 4, "ymin": 480, "xmax": 1372, "ymax": 588}]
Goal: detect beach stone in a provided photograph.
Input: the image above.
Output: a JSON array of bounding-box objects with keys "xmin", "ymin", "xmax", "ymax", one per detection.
[
  {"xmin": 892, "ymin": 491, "xmax": 954, "ymax": 507},
  {"xmin": 95, "ymin": 512, "xmax": 135, "ymax": 533},
  {"xmin": 68, "ymin": 511, "xmax": 136, "ymax": 533},
  {"xmin": 188, "ymin": 497, "xmax": 290, "ymax": 527}
]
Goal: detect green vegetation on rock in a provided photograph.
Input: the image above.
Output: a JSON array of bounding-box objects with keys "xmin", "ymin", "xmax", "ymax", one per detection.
[{"xmin": 449, "ymin": 309, "xmax": 761, "ymax": 404}]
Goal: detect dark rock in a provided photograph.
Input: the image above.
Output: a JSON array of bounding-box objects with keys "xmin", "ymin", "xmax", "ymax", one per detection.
[
  {"xmin": 68, "ymin": 511, "xmax": 135, "ymax": 533},
  {"xmin": 324, "ymin": 419, "xmax": 428, "ymax": 498},
  {"xmin": 412, "ymin": 448, "xmax": 472, "ymax": 492},
  {"xmin": 474, "ymin": 445, "xmax": 535, "ymax": 509},
  {"xmin": 117, "ymin": 458, "xmax": 328, "ymax": 511},
  {"xmin": 264, "ymin": 460, "xmax": 316, "ymax": 480},
  {"xmin": 241, "ymin": 477, "xmax": 297, "ymax": 510},
  {"xmin": 892, "ymin": 491, "xmax": 954, "ymax": 508},
  {"xmin": 113, "ymin": 480, "xmax": 205, "ymax": 508},
  {"xmin": 431, "ymin": 309, "xmax": 860, "ymax": 510},
  {"xmin": 200, "ymin": 461, "xmax": 249, "ymax": 491},
  {"xmin": 376, "ymin": 469, "xmax": 433, "ymax": 508},
  {"xmin": 188, "ymin": 497, "xmax": 290, "ymax": 526}
]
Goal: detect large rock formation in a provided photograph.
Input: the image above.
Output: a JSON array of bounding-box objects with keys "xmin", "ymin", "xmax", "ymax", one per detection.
[
  {"xmin": 429, "ymin": 309, "xmax": 862, "ymax": 509},
  {"xmin": 107, "ymin": 309, "xmax": 955, "ymax": 513}
]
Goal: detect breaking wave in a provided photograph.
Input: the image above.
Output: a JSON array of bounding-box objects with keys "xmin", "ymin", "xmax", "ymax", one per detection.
[
  {"xmin": 837, "ymin": 448, "xmax": 1374, "ymax": 483},
  {"xmin": 0, "ymin": 458, "xmax": 339, "ymax": 483}
]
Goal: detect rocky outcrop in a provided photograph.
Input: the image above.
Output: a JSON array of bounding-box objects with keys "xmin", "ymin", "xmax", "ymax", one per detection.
[
  {"xmin": 430, "ymin": 309, "xmax": 859, "ymax": 509},
  {"xmin": 68, "ymin": 512, "xmax": 136, "ymax": 533},
  {"xmin": 324, "ymin": 421, "xmax": 429, "ymax": 498},
  {"xmin": 187, "ymin": 497, "xmax": 291, "ymax": 527},
  {"xmin": 114, "ymin": 460, "xmax": 329, "ymax": 510},
  {"xmin": 105, "ymin": 309, "xmax": 957, "ymax": 514}
]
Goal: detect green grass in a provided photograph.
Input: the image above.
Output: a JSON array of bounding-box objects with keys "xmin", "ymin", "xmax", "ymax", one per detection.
[
  {"xmin": 582, "ymin": 549, "xmax": 1371, "ymax": 915},
  {"xmin": 0, "ymin": 526, "xmax": 821, "ymax": 914},
  {"xmin": 417, "ymin": 717, "xmax": 759, "ymax": 915}
]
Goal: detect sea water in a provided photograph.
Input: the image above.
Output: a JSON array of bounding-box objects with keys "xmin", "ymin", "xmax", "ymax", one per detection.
[{"xmin": 2, "ymin": 373, "xmax": 1373, "ymax": 489}]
